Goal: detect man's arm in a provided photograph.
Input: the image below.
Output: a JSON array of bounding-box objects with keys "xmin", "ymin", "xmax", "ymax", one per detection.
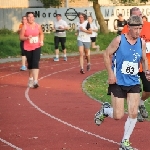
[
  {"xmin": 103, "ymin": 36, "xmax": 121, "ymax": 84},
  {"xmin": 141, "ymin": 39, "xmax": 148, "ymax": 72},
  {"xmin": 80, "ymin": 22, "xmax": 92, "ymax": 34}
]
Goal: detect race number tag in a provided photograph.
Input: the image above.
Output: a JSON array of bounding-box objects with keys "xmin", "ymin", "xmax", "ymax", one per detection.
[
  {"xmin": 121, "ymin": 61, "xmax": 138, "ymax": 75},
  {"xmin": 29, "ymin": 36, "xmax": 38, "ymax": 44},
  {"xmin": 79, "ymin": 32, "xmax": 87, "ymax": 38},
  {"xmin": 146, "ymin": 42, "xmax": 150, "ymax": 53}
]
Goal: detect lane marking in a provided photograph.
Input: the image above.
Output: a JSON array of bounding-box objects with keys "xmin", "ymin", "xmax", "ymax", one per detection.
[
  {"xmin": 25, "ymin": 66, "xmax": 120, "ymax": 146},
  {"xmin": 0, "ymin": 61, "xmax": 79, "ymax": 78},
  {"xmin": 0, "ymin": 72, "xmax": 19, "ymax": 78},
  {"xmin": 0, "ymin": 138, "xmax": 22, "ymax": 150}
]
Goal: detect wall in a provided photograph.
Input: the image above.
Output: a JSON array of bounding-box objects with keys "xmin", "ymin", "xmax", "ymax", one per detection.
[
  {"xmin": 0, "ymin": 6, "xmax": 150, "ymax": 32},
  {"xmin": 0, "ymin": 0, "xmax": 113, "ymax": 8},
  {"xmin": 0, "ymin": 0, "xmax": 43, "ymax": 8}
]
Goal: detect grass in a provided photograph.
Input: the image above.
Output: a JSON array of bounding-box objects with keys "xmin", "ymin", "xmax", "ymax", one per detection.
[
  {"xmin": 83, "ymin": 70, "xmax": 150, "ymax": 121},
  {"xmin": 0, "ymin": 31, "xmax": 117, "ymax": 58}
]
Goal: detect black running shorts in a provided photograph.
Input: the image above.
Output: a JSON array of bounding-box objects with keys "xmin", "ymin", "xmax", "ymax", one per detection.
[
  {"xmin": 138, "ymin": 71, "xmax": 150, "ymax": 92},
  {"xmin": 107, "ymin": 84, "xmax": 141, "ymax": 98},
  {"xmin": 90, "ymin": 37, "xmax": 96, "ymax": 42}
]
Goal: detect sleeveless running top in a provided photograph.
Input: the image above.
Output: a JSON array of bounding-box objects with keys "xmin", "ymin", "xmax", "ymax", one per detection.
[
  {"xmin": 112, "ymin": 34, "xmax": 142, "ymax": 86},
  {"xmin": 24, "ymin": 23, "xmax": 40, "ymax": 51}
]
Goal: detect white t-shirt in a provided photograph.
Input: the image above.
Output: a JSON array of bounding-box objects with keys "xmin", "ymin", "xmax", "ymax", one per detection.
[
  {"xmin": 90, "ymin": 22, "xmax": 98, "ymax": 37},
  {"xmin": 54, "ymin": 19, "xmax": 68, "ymax": 37},
  {"xmin": 76, "ymin": 20, "xmax": 91, "ymax": 42}
]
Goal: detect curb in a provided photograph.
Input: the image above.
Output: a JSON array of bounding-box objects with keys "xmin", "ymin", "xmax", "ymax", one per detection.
[{"xmin": 0, "ymin": 51, "xmax": 103, "ymax": 64}]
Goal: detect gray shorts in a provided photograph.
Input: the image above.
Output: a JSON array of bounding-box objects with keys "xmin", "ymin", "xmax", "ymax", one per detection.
[{"xmin": 77, "ymin": 40, "xmax": 91, "ymax": 49}]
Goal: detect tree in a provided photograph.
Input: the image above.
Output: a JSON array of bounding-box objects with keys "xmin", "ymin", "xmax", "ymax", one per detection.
[
  {"xmin": 40, "ymin": 0, "xmax": 62, "ymax": 8},
  {"xmin": 89, "ymin": 0, "xmax": 109, "ymax": 33}
]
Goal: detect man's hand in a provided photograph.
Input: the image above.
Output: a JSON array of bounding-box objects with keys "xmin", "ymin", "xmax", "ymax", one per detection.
[
  {"xmin": 58, "ymin": 26, "xmax": 64, "ymax": 29},
  {"xmin": 108, "ymin": 71, "xmax": 117, "ymax": 84},
  {"xmin": 79, "ymin": 26, "xmax": 85, "ymax": 32},
  {"xmin": 145, "ymin": 70, "xmax": 150, "ymax": 81}
]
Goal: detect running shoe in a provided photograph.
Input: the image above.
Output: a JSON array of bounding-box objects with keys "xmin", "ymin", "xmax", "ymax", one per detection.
[
  {"xmin": 87, "ymin": 64, "xmax": 91, "ymax": 71},
  {"xmin": 64, "ymin": 56, "xmax": 67, "ymax": 61},
  {"xmin": 137, "ymin": 112, "xmax": 144, "ymax": 122},
  {"xmin": 119, "ymin": 139, "xmax": 134, "ymax": 150},
  {"xmin": 28, "ymin": 79, "xmax": 34, "ymax": 88},
  {"xmin": 53, "ymin": 57, "xmax": 59, "ymax": 61},
  {"xmin": 80, "ymin": 69, "xmax": 85, "ymax": 74},
  {"xmin": 33, "ymin": 83, "xmax": 39, "ymax": 88},
  {"xmin": 139, "ymin": 105, "xmax": 148, "ymax": 118},
  {"xmin": 94, "ymin": 102, "xmax": 110, "ymax": 126},
  {"xmin": 20, "ymin": 66, "xmax": 27, "ymax": 71}
]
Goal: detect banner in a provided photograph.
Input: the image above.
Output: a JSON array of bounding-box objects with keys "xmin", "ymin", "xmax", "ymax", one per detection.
[{"xmin": 0, "ymin": 6, "xmax": 150, "ymax": 32}]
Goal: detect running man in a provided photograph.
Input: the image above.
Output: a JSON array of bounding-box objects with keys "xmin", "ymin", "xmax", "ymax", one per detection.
[
  {"xmin": 53, "ymin": 14, "xmax": 69, "ymax": 61},
  {"xmin": 87, "ymin": 16, "xmax": 100, "ymax": 51},
  {"xmin": 18, "ymin": 16, "xmax": 27, "ymax": 71},
  {"xmin": 122, "ymin": 7, "xmax": 150, "ymax": 122},
  {"xmin": 95, "ymin": 16, "xmax": 149, "ymax": 150},
  {"xmin": 76, "ymin": 13, "xmax": 92, "ymax": 74},
  {"xmin": 20, "ymin": 12, "xmax": 44, "ymax": 88}
]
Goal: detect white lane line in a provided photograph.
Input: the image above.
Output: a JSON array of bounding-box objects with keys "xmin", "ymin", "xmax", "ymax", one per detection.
[
  {"xmin": 25, "ymin": 66, "xmax": 120, "ymax": 146},
  {"xmin": 0, "ymin": 72, "xmax": 19, "ymax": 78},
  {"xmin": 0, "ymin": 138, "xmax": 22, "ymax": 150},
  {"xmin": 0, "ymin": 61, "xmax": 79, "ymax": 78}
]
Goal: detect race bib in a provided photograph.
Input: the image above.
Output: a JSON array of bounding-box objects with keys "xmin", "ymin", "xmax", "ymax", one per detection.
[
  {"xmin": 79, "ymin": 32, "xmax": 87, "ymax": 38},
  {"xmin": 146, "ymin": 42, "xmax": 150, "ymax": 53},
  {"xmin": 121, "ymin": 61, "xmax": 138, "ymax": 75},
  {"xmin": 29, "ymin": 36, "xmax": 38, "ymax": 44}
]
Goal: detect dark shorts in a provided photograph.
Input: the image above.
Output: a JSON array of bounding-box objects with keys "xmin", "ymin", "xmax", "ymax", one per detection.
[
  {"xmin": 24, "ymin": 47, "xmax": 41, "ymax": 69},
  {"xmin": 90, "ymin": 37, "xmax": 96, "ymax": 42},
  {"xmin": 20, "ymin": 41, "xmax": 25, "ymax": 56},
  {"xmin": 54, "ymin": 36, "xmax": 66, "ymax": 50},
  {"xmin": 107, "ymin": 84, "xmax": 141, "ymax": 98},
  {"xmin": 138, "ymin": 71, "xmax": 150, "ymax": 92}
]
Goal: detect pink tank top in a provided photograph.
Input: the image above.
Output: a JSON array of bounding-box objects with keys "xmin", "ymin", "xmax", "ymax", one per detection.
[{"xmin": 24, "ymin": 23, "xmax": 40, "ymax": 51}]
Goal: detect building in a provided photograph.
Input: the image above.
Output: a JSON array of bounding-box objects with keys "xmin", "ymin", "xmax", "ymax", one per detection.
[{"xmin": 0, "ymin": 0, "xmax": 114, "ymax": 8}]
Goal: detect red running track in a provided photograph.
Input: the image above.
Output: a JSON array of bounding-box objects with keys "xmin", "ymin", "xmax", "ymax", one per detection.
[{"xmin": 0, "ymin": 54, "xmax": 150, "ymax": 150}]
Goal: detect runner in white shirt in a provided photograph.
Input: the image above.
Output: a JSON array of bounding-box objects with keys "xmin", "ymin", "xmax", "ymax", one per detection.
[
  {"xmin": 88, "ymin": 16, "xmax": 100, "ymax": 51},
  {"xmin": 76, "ymin": 13, "xmax": 92, "ymax": 74},
  {"xmin": 53, "ymin": 14, "xmax": 69, "ymax": 61}
]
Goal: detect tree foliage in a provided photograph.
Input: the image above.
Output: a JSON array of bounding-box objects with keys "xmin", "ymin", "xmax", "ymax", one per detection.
[{"xmin": 40, "ymin": 0, "xmax": 62, "ymax": 8}]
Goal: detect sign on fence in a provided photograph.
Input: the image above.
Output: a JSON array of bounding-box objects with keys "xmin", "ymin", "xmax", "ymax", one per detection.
[{"xmin": 0, "ymin": 6, "xmax": 150, "ymax": 32}]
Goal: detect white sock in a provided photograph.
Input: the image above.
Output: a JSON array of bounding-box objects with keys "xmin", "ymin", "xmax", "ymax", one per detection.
[
  {"xmin": 34, "ymin": 80, "xmax": 38, "ymax": 84},
  {"xmin": 139, "ymin": 99, "xmax": 145, "ymax": 106},
  {"xmin": 122, "ymin": 117, "xmax": 137, "ymax": 142},
  {"xmin": 56, "ymin": 55, "xmax": 59, "ymax": 58},
  {"xmin": 104, "ymin": 107, "xmax": 113, "ymax": 118},
  {"xmin": 29, "ymin": 77, "xmax": 33, "ymax": 80}
]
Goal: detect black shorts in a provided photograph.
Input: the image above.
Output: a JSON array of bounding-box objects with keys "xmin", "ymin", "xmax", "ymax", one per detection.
[
  {"xmin": 107, "ymin": 84, "xmax": 141, "ymax": 98},
  {"xmin": 54, "ymin": 36, "xmax": 66, "ymax": 50},
  {"xmin": 20, "ymin": 41, "xmax": 25, "ymax": 56},
  {"xmin": 138, "ymin": 71, "xmax": 150, "ymax": 92},
  {"xmin": 90, "ymin": 37, "xmax": 96, "ymax": 42},
  {"xmin": 24, "ymin": 47, "xmax": 41, "ymax": 69}
]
